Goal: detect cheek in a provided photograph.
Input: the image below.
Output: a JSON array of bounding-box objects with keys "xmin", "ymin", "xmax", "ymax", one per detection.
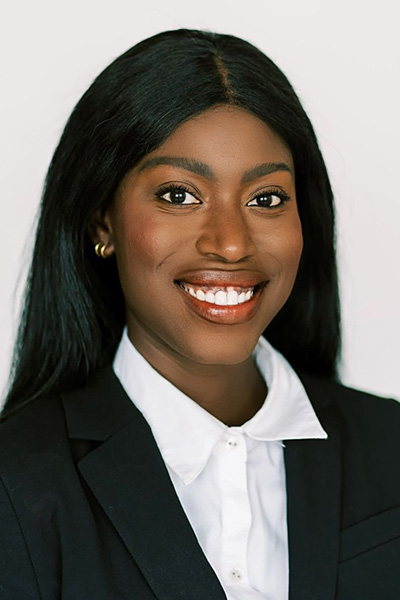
[
  {"xmin": 285, "ymin": 222, "xmax": 304, "ymax": 266},
  {"xmin": 262, "ymin": 215, "xmax": 304, "ymax": 271},
  {"xmin": 114, "ymin": 211, "xmax": 176, "ymax": 273}
]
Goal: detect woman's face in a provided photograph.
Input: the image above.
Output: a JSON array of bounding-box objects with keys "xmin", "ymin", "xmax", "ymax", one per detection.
[{"xmin": 95, "ymin": 106, "xmax": 303, "ymax": 367}]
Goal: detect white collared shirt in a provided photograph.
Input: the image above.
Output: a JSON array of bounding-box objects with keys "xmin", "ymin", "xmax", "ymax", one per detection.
[{"xmin": 113, "ymin": 330, "xmax": 327, "ymax": 600}]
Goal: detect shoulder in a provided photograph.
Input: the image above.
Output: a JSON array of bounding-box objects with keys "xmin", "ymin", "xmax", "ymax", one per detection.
[
  {"xmin": 299, "ymin": 372, "xmax": 400, "ymax": 431},
  {"xmin": 297, "ymin": 372, "xmax": 400, "ymax": 479},
  {"xmin": 0, "ymin": 394, "xmax": 83, "ymax": 595},
  {"xmin": 0, "ymin": 390, "xmax": 93, "ymax": 544},
  {"xmin": 298, "ymin": 374, "xmax": 400, "ymax": 524},
  {"xmin": 0, "ymin": 393, "xmax": 70, "ymax": 480},
  {"xmin": 301, "ymin": 374, "xmax": 400, "ymax": 503}
]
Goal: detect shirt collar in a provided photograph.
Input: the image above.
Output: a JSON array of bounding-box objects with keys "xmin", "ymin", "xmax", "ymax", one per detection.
[{"xmin": 113, "ymin": 329, "xmax": 327, "ymax": 485}]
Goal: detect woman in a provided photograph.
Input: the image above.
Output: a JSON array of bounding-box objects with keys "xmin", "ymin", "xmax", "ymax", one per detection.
[{"xmin": 1, "ymin": 29, "xmax": 399, "ymax": 600}]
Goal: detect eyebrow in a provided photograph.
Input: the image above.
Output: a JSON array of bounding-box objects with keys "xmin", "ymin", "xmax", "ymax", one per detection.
[
  {"xmin": 240, "ymin": 162, "xmax": 292, "ymax": 183},
  {"xmin": 137, "ymin": 156, "xmax": 293, "ymax": 183},
  {"xmin": 137, "ymin": 156, "xmax": 214, "ymax": 179}
]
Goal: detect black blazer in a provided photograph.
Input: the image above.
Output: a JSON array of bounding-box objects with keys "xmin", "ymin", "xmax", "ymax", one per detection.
[{"xmin": 1, "ymin": 367, "xmax": 400, "ymax": 600}]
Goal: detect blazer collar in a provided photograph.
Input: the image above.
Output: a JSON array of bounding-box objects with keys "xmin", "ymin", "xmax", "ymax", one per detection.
[
  {"xmin": 62, "ymin": 366, "xmax": 341, "ymax": 600},
  {"xmin": 61, "ymin": 367, "xmax": 227, "ymax": 600}
]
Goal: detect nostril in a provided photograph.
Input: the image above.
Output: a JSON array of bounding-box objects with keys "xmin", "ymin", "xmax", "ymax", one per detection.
[{"xmin": 195, "ymin": 223, "xmax": 255, "ymax": 262}]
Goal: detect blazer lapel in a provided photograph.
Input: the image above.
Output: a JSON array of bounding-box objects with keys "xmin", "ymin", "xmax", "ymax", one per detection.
[
  {"xmin": 62, "ymin": 367, "xmax": 226, "ymax": 600},
  {"xmin": 285, "ymin": 374, "xmax": 342, "ymax": 600}
]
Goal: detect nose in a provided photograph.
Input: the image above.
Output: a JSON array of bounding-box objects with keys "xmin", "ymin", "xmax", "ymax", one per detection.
[{"xmin": 195, "ymin": 205, "xmax": 256, "ymax": 263}]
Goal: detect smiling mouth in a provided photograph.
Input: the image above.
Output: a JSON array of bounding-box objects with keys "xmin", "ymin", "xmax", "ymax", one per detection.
[{"xmin": 177, "ymin": 282, "xmax": 264, "ymax": 306}]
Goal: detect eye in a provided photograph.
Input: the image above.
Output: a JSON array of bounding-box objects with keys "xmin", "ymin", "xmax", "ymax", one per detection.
[
  {"xmin": 246, "ymin": 189, "xmax": 290, "ymax": 208},
  {"xmin": 156, "ymin": 185, "xmax": 201, "ymax": 205}
]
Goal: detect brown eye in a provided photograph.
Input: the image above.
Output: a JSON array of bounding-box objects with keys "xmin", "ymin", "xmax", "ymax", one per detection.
[
  {"xmin": 247, "ymin": 189, "xmax": 290, "ymax": 208},
  {"xmin": 157, "ymin": 186, "xmax": 201, "ymax": 205},
  {"xmin": 172, "ymin": 190, "xmax": 186, "ymax": 203}
]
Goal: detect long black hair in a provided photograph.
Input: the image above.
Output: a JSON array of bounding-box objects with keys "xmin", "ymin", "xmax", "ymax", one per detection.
[{"xmin": 2, "ymin": 28, "xmax": 340, "ymax": 415}]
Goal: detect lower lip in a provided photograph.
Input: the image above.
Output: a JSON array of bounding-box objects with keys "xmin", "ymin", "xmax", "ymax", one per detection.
[{"xmin": 176, "ymin": 284, "xmax": 266, "ymax": 325}]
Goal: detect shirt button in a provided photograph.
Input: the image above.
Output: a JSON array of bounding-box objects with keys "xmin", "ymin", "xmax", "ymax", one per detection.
[
  {"xmin": 230, "ymin": 568, "xmax": 243, "ymax": 582},
  {"xmin": 226, "ymin": 437, "xmax": 239, "ymax": 448}
]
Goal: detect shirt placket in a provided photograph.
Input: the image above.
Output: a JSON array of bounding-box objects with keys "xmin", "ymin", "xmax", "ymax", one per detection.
[{"xmin": 216, "ymin": 431, "xmax": 252, "ymax": 589}]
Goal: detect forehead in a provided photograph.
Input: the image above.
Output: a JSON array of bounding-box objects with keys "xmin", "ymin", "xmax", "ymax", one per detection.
[{"xmin": 138, "ymin": 105, "xmax": 294, "ymax": 175}]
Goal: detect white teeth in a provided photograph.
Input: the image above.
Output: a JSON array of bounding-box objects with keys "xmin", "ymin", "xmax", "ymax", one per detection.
[
  {"xmin": 215, "ymin": 291, "xmax": 228, "ymax": 305},
  {"xmin": 205, "ymin": 291, "xmax": 215, "ymax": 304},
  {"xmin": 227, "ymin": 290, "xmax": 239, "ymax": 305},
  {"xmin": 181, "ymin": 283, "xmax": 255, "ymax": 306}
]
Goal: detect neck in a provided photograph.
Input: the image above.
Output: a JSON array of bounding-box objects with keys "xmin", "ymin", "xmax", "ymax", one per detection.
[
  {"xmin": 128, "ymin": 333, "xmax": 267, "ymax": 427},
  {"xmin": 173, "ymin": 359, "xmax": 267, "ymax": 426}
]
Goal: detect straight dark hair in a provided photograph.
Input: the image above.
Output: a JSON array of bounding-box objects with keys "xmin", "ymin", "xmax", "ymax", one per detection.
[{"xmin": 2, "ymin": 28, "xmax": 340, "ymax": 416}]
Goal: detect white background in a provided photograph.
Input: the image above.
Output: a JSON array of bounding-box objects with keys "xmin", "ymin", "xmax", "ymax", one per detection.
[{"xmin": 1, "ymin": 0, "xmax": 399, "ymax": 404}]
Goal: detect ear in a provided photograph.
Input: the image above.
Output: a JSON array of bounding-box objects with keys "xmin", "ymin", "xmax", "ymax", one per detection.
[{"xmin": 88, "ymin": 208, "xmax": 115, "ymax": 258}]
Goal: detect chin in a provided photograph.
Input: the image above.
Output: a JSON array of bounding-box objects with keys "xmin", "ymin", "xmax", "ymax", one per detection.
[{"xmin": 179, "ymin": 329, "xmax": 263, "ymax": 366}]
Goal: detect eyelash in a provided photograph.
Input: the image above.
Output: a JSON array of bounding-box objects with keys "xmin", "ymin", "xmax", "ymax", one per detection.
[
  {"xmin": 155, "ymin": 184, "xmax": 291, "ymax": 208},
  {"xmin": 156, "ymin": 184, "xmax": 200, "ymax": 206},
  {"xmin": 247, "ymin": 188, "xmax": 291, "ymax": 208}
]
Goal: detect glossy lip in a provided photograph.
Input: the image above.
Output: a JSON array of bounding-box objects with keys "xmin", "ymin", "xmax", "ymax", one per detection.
[
  {"xmin": 174, "ymin": 273, "xmax": 268, "ymax": 325},
  {"xmin": 175, "ymin": 269, "xmax": 266, "ymax": 288}
]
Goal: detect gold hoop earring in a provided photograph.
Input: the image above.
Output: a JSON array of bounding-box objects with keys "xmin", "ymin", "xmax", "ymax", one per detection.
[{"xmin": 94, "ymin": 242, "xmax": 108, "ymax": 259}]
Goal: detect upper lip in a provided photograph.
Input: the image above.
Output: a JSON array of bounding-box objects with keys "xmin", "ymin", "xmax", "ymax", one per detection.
[{"xmin": 175, "ymin": 270, "xmax": 267, "ymax": 288}]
